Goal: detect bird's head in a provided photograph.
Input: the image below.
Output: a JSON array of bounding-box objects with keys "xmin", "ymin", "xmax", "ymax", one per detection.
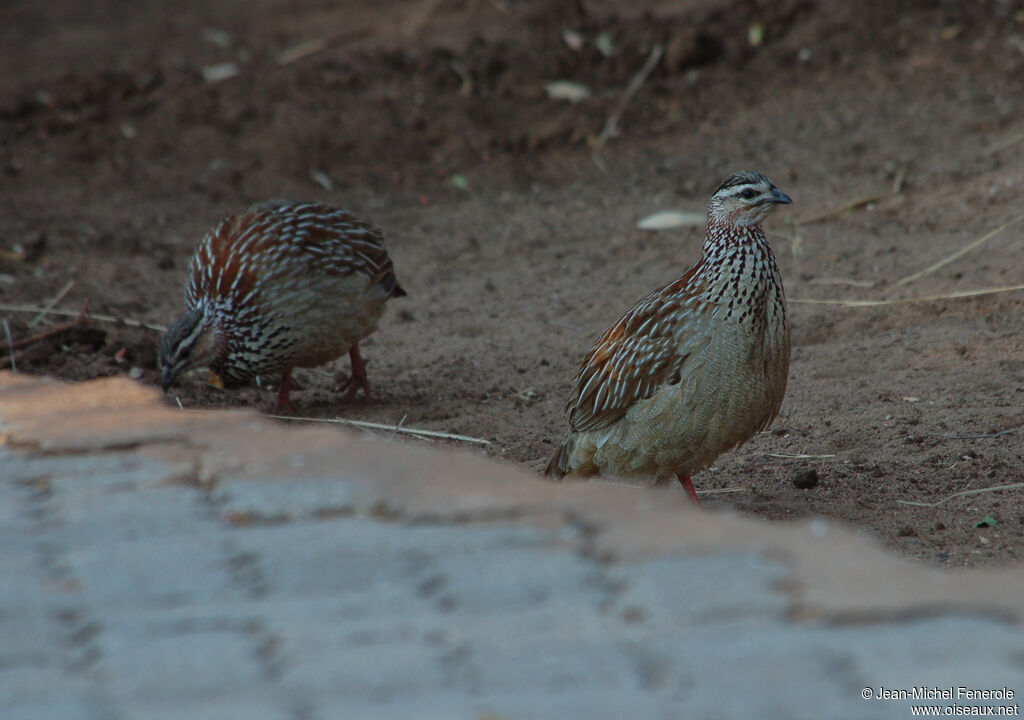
[
  {"xmin": 159, "ymin": 306, "xmax": 221, "ymax": 392},
  {"xmin": 708, "ymin": 170, "xmax": 792, "ymax": 227}
]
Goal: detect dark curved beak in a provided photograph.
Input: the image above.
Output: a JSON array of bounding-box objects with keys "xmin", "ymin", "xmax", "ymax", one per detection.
[
  {"xmin": 768, "ymin": 187, "xmax": 793, "ymax": 205},
  {"xmin": 161, "ymin": 365, "xmax": 178, "ymax": 393}
]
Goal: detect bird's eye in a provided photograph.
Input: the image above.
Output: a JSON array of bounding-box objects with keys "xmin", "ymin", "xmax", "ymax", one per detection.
[{"xmin": 738, "ymin": 188, "xmax": 757, "ymax": 200}]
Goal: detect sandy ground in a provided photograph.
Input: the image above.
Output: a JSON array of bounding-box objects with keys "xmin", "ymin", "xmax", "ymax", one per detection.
[{"xmin": 2, "ymin": 0, "xmax": 1023, "ymax": 566}]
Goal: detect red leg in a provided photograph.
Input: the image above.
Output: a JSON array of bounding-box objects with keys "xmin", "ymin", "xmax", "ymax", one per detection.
[
  {"xmin": 274, "ymin": 369, "xmax": 298, "ymax": 413},
  {"xmin": 676, "ymin": 473, "xmax": 702, "ymax": 507},
  {"xmin": 338, "ymin": 345, "xmax": 370, "ymax": 400}
]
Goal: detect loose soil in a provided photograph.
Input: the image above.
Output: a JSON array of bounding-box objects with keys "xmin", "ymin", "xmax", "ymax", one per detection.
[{"xmin": 3, "ymin": 0, "xmax": 1023, "ymax": 567}]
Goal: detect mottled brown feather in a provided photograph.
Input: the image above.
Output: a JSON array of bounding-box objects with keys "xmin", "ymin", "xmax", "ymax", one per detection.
[
  {"xmin": 566, "ymin": 264, "xmax": 705, "ymax": 433},
  {"xmin": 163, "ymin": 200, "xmax": 404, "ymax": 396},
  {"xmin": 187, "ymin": 202, "xmax": 401, "ymax": 305},
  {"xmin": 547, "ymin": 170, "xmax": 792, "ymax": 488}
]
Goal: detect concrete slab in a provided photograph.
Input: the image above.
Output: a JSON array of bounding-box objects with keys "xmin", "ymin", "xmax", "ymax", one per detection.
[{"xmin": 2, "ymin": 373, "xmax": 1023, "ymax": 719}]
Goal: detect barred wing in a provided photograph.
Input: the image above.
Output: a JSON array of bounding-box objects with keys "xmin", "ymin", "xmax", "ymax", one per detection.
[{"xmin": 566, "ymin": 272, "xmax": 710, "ymax": 433}]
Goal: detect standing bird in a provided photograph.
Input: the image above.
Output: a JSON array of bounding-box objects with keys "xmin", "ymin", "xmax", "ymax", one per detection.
[
  {"xmin": 545, "ymin": 171, "xmax": 792, "ymax": 505},
  {"xmin": 160, "ymin": 200, "xmax": 405, "ymax": 411}
]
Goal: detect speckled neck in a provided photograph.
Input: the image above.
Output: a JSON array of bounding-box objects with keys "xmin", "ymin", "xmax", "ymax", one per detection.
[{"xmin": 698, "ymin": 217, "xmax": 784, "ymax": 330}]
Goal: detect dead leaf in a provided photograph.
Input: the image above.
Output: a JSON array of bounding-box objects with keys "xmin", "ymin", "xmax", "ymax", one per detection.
[
  {"xmin": 636, "ymin": 210, "xmax": 705, "ymax": 230},
  {"xmin": 544, "ymin": 81, "xmax": 591, "ymax": 103}
]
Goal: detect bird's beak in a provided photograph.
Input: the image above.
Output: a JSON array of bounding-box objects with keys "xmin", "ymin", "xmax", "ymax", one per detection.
[
  {"xmin": 161, "ymin": 364, "xmax": 179, "ymax": 393},
  {"xmin": 768, "ymin": 188, "xmax": 793, "ymax": 205}
]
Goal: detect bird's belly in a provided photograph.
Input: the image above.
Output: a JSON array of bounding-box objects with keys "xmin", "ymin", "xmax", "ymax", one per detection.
[
  {"xmin": 590, "ymin": 324, "xmax": 788, "ymax": 478},
  {"xmin": 281, "ymin": 286, "xmax": 389, "ymax": 368},
  {"xmin": 232, "ymin": 276, "xmax": 390, "ymax": 376}
]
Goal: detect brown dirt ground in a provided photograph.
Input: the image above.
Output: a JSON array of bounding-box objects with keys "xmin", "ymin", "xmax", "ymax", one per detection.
[{"xmin": 2, "ymin": 0, "xmax": 1024, "ymax": 567}]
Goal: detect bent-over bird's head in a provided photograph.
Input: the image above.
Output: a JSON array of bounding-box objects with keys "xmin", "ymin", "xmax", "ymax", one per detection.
[
  {"xmin": 708, "ymin": 170, "xmax": 792, "ymax": 227},
  {"xmin": 159, "ymin": 306, "xmax": 221, "ymax": 392}
]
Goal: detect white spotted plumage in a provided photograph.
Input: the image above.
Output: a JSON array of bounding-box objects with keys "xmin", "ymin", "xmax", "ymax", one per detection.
[{"xmin": 160, "ymin": 200, "xmax": 404, "ymax": 407}]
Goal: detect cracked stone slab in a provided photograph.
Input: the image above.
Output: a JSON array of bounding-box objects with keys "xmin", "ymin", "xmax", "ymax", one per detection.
[
  {"xmin": 2, "ymin": 373, "xmax": 1024, "ymax": 719},
  {"xmin": 3, "ymin": 372, "xmax": 1024, "ymax": 623}
]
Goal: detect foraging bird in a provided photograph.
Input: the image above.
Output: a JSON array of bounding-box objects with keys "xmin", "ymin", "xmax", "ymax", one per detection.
[
  {"xmin": 546, "ymin": 171, "xmax": 792, "ymax": 505},
  {"xmin": 160, "ymin": 200, "xmax": 405, "ymax": 411}
]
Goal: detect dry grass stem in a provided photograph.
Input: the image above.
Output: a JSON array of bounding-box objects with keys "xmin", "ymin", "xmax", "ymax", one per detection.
[
  {"xmin": 28, "ymin": 280, "xmax": 75, "ymax": 328},
  {"xmin": 890, "ymin": 165, "xmax": 907, "ymax": 194},
  {"xmin": 789, "ymin": 224, "xmax": 804, "ymax": 260},
  {"xmin": 795, "ymin": 193, "xmax": 888, "ymax": 225},
  {"xmin": 791, "ymin": 283, "xmax": 1024, "ymax": 307},
  {"xmin": 895, "ymin": 482, "xmax": 1024, "ymax": 508},
  {"xmin": 0, "ymin": 303, "xmax": 167, "ymax": 332},
  {"xmin": 807, "ymin": 277, "xmax": 876, "ymax": 287},
  {"xmin": 277, "ymin": 38, "xmax": 328, "ymax": 65},
  {"xmin": 277, "ymin": 28, "xmax": 372, "ymax": 66},
  {"xmin": 265, "ymin": 413, "xmax": 491, "ymax": 445},
  {"xmin": 766, "ymin": 452, "xmax": 837, "ymax": 459},
  {"xmin": 764, "ymin": 226, "xmax": 804, "ymax": 260},
  {"xmin": 929, "ymin": 429, "xmax": 1016, "ymax": 440},
  {"xmin": 390, "ymin": 414, "xmax": 408, "ymax": 441},
  {"xmin": 795, "ymin": 167, "xmax": 905, "ymax": 225},
  {"xmin": 895, "ymin": 210, "xmax": 1024, "ymax": 287},
  {"xmin": 697, "ymin": 486, "xmax": 748, "ymax": 496},
  {"xmin": 1, "ymin": 303, "xmax": 92, "ymax": 364}
]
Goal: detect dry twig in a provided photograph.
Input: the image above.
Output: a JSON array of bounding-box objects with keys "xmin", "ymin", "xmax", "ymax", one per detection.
[
  {"xmin": 0, "ymin": 303, "xmax": 166, "ymax": 332},
  {"xmin": 592, "ymin": 44, "xmax": 664, "ymax": 155},
  {"xmin": 0, "ymin": 302, "xmax": 93, "ymax": 366},
  {"xmin": 895, "ymin": 482, "xmax": 1024, "ymax": 508},
  {"xmin": 265, "ymin": 413, "xmax": 491, "ymax": 445}
]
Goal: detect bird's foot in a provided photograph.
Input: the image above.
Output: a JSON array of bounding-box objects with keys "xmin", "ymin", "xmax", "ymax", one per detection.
[
  {"xmin": 272, "ymin": 371, "xmax": 299, "ymax": 414},
  {"xmin": 337, "ymin": 346, "xmax": 371, "ymax": 401}
]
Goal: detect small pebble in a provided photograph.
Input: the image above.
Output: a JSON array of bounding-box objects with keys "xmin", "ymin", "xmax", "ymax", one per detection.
[{"xmin": 792, "ymin": 469, "xmax": 819, "ymax": 489}]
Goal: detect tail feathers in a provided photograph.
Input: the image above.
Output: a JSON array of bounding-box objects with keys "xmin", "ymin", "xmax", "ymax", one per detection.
[
  {"xmin": 381, "ymin": 271, "xmax": 407, "ymax": 298},
  {"xmin": 544, "ymin": 440, "xmax": 571, "ymax": 479}
]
